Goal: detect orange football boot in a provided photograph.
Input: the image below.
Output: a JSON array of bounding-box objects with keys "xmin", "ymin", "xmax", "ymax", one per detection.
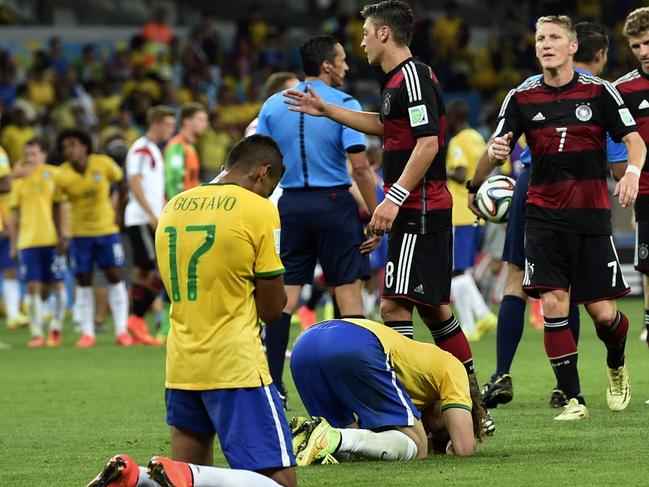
[
  {"xmin": 147, "ymin": 456, "xmax": 193, "ymax": 487},
  {"xmin": 86, "ymin": 454, "xmax": 140, "ymax": 487}
]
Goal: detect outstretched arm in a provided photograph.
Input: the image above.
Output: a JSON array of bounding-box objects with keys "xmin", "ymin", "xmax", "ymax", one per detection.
[{"xmin": 284, "ymin": 86, "xmax": 384, "ymax": 136}]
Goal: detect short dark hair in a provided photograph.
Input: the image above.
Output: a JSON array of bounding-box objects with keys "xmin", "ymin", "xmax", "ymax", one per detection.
[
  {"xmin": 361, "ymin": 0, "xmax": 414, "ymax": 47},
  {"xmin": 26, "ymin": 137, "xmax": 48, "ymax": 152},
  {"xmin": 57, "ymin": 128, "xmax": 92, "ymax": 155},
  {"xmin": 264, "ymin": 71, "xmax": 298, "ymax": 95},
  {"xmin": 226, "ymin": 134, "xmax": 284, "ymax": 179},
  {"xmin": 300, "ymin": 35, "xmax": 339, "ymax": 77},
  {"xmin": 179, "ymin": 102, "xmax": 206, "ymax": 123},
  {"xmin": 147, "ymin": 105, "xmax": 175, "ymax": 125},
  {"xmin": 574, "ymin": 22, "xmax": 609, "ymax": 64}
]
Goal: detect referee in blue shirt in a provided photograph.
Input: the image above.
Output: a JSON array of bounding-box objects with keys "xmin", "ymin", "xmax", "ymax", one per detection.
[{"xmin": 257, "ymin": 35, "xmax": 379, "ymax": 405}]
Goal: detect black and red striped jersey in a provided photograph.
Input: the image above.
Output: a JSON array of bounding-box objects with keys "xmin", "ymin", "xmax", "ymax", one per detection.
[
  {"xmin": 380, "ymin": 57, "xmax": 451, "ymax": 233},
  {"xmin": 495, "ymin": 71, "xmax": 637, "ymax": 234},
  {"xmin": 614, "ymin": 69, "xmax": 649, "ymax": 220}
]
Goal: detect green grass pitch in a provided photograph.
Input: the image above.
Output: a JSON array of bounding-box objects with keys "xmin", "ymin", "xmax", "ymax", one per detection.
[{"xmin": 1, "ymin": 299, "xmax": 647, "ymax": 486}]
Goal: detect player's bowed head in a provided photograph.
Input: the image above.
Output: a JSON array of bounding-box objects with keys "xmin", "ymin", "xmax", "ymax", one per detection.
[{"xmin": 214, "ymin": 135, "xmax": 285, "ymax": 200}]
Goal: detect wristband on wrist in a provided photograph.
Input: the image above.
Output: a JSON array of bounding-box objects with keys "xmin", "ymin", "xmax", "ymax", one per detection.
[
  {"xmin": 625, "ymin": 165, "xmax": 641, "ymax": 176},
  {"xmin": 466, "ymin": 180, "xmax": 481, "ymax": 194},
  {"xmin": 385, "ymin": 183, "xmax": 410, "ymax": 206}
]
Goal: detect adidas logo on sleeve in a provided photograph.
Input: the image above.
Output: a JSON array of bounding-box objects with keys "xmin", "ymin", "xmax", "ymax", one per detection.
[
  {"xmin": 532, "ymin": 112, "xmax": 546, "ymax": 121},
  {"xmin": 639, "ymin": 99, "xmax": 649, "ymax": 110}
]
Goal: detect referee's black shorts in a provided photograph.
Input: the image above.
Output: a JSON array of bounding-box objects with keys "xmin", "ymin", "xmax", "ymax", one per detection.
[{"xmin": 278, "ymin": 187, "xmax": 370, "ymax": 287}]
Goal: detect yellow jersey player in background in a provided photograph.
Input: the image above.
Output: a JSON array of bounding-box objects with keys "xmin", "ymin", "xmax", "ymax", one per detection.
[
  {"xmin": 445, "ymin": 99, "xmax": 497, "ymax": 341},
  {"xmin": 9, "ymin": 138, "xmax": 67, "ymax": 348},
  {"xmin": 54, "ymin": 128, "xmax": 132, "ymax": 348}
]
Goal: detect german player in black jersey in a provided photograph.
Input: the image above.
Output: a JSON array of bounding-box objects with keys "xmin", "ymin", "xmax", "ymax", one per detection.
[
  {"xmin": 284, "ymin": 0, "xmax": 479, "ymax": 396},
  {"xmin": 614, "ymin": 8, "xmax": 649, "ymax": 353},
  {"xmin": 488, "ymin": 16, "xmax": 645, "ymax": 420}
]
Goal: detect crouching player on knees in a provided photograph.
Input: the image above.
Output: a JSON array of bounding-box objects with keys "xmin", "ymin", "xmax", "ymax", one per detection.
[{"xmin": 289, "ymin": 318, "xmax": 485, "ymax": 465}]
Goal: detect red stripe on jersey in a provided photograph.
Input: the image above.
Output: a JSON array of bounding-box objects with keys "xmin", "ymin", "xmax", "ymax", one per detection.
[
  {"xmin": 528, "ymin": 123, "xmax": 605, "ymax": 155},
  {"xmin": 633, "ymin": 115, "xmax": 649, "ymax": 142},
  {"xmin": 639, "ymin": 171, "xmax": 649, "ymax": 197},
  {"xmin": 516, "ymin": 83, "xmax": 602, "ymax": 105},
  {"xmin": 135, "ymin": 147, "xmax": 155, "ymax": 168},
  {"xmin": 615, "ymin": 73, "xmax": 645, "ymax": 95},
  {"xmin": 383, "ymin": 118, "xmax": 416, "ymax": 151},
  {"xmin": 386, "ymin": 180, "xmax": 452, "ymax": 211},
  {"xmin": 528, "ymin": 179, "xmax": 610, "ymax": 209},
  {"xmin": 385, "ymin": 70, "xmax": 405, "ymax": 89}
]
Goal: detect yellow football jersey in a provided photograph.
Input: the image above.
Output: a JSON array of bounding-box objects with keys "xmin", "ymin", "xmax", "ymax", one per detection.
[
  {"xmin": 348, "ymin": 319, "xmax": 472, "ymax": 412},
  {"xmin": 446, "ymin": 128, "xmax": 486, "ymax": 226},
  {"xmin": 9, "ymin": 164, "xmax": 60, "ymax": 249},
  {"xmin": 55, "ymin": 154, "xmax": 123, "ymax": 237},
  {"xmin": 156, "ymin": 183, "xmax": 284, "ymax": 390},
  {"xmin": 0, "ymin": 146, "xmax": 11, "ymax": 232}
]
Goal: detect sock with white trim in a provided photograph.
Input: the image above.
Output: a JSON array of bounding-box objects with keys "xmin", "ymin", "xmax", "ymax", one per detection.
[
  {"xmin": 3, "ymin": 277, "xmax": 20, "ymax": 319},
  {"xmin": 26, "ymin": 294, "xmax": 44, "ymax": 337},
  {"xmin": 135, "ymin": 467, "xmax": 159, "ymax": 487},
  {"xmin": 189, "ymin": 464, "xmax": 283, "ymax": 486},
  {"xmin": 384, "ymin": 320, "xmax": 413, "ymax": 339},
  {"xmin": 77, "ymin": 286, "xmax": 95, "ymax": 337},
  {"xmin": 450, "ymin": 274, "xmax": 477, "ymax": 334},
  {"xmin": 338, "ymin": 428, "xmax": 417, "ymax": 461},
  {"xmin": 108, "ymin": 281, "xmax": 129, "ymax": 335}
]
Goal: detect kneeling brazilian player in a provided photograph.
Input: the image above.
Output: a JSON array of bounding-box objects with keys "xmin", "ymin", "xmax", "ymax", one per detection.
[{"xmin": 290, "ymin": 318, "xmax": 485, "ymax": 464}]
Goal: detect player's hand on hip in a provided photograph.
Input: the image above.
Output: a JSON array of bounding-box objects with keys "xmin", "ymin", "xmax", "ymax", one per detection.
[
  {"xmin": 369, "ymin": 199, "xmax": 399, "ymax": 236},
  {"xmin": 614, "ymin": 172, "xmax": 639, "ymax": 208},
  {"xmin": 360, "ymin": 234, "xmax": 382, "ymax": 255},
  {"xmin": 488, "ymin": 132, "xmax": 513, "ymax": 165},
  {"xmin": 283, "ymin": 86, "xmax": 327, "ymax": 116}
]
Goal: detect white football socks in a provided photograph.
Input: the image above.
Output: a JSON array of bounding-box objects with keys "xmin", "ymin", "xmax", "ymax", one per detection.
[
  {"xmin": 77, "ymin": 286, "xmax": 95, "ymax": 337},
  {"xmin": 26, "ymin": 294, "xmax": 44, "ymax": 337},
  {"xmin": 3, "ymin": 277, "xmax": 20, "ymax": 319},
  {"xmin": 338, "ymin": 428, "xmax": 417, "ymax": 461},
  {"xmin": 135, "ymin": 464, "xmax": 283, "ymax": 487},
  {"xmin": 466, "ymin": 273, "xmax": 491, "ymax": 319},
  {"xmin": 451, "ymin": 274, "xmax": 477, "ymax": 334},
  {"xmin": 50, "ymin": 285, "xmax": 67, "ymax": 331},
  {"xmin": 189, "ymin": 464, "xmax": 283, "ymax": 486},
  {"xmin": 108, "ymin": 281, "xmax": 128, "ymax": 335}
]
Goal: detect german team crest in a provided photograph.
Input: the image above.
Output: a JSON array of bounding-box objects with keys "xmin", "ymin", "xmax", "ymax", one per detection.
[
  {"xmin": 575, "ymin": 103, "xmax": 592, "ymax": 122},
  {"xmin": 93, "ymin": 172, "xmax": 101, "ymax": 182},
  {"xmin": 383, "ymin": 94, "xmax": 391, "ymax": 116}
]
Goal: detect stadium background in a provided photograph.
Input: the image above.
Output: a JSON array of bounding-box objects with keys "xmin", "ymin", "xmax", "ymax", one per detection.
[{"xmin": 0, "ymin": 0, "xmax": 642, "ymax": 293}]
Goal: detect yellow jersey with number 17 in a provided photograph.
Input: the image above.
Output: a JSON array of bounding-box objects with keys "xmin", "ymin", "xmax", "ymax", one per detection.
[
  {"xmin": 155, "ymin": 183, "xmax": 284, "ymax": 390},
  {"xmin": 54, "ymin": 154, "xmax": 123, "ymax": 237}
]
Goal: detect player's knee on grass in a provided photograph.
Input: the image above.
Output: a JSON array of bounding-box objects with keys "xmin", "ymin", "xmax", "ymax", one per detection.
[
  {"xmin": 397, "ymin": 419, "xmax": 428, "ymax": 459},
  {"xmin": 258, "ymin": 466, "xmax": 297, "ymax": 487}
]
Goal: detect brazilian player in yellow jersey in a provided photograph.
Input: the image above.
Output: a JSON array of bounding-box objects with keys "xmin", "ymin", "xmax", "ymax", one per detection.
[
  {"xmin": 55, "ymin": 129, "xmax": 132, "ymax": 349},
  {"xmin": 155, "ymin": 135, "xmax": 296, "ymax": 487},
  {"xmin": 290, "ymin": 318, "xmax": 485, "ymax": 465},
  {"xmin": 9, "ymin": 139, "xmax": 67, "ymax": 347},
  {"xmin": 445, "ymin": 99, "xmax": 497, "ymax": 341},
  {"xmin": 0, "ymin": 139, "xmax": 26, "ymax": 332}
]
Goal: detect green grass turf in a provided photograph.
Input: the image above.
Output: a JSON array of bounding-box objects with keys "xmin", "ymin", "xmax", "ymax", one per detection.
[{"xmin": 1, "ymin": 299, "xmax": 648, "ymax": 486}]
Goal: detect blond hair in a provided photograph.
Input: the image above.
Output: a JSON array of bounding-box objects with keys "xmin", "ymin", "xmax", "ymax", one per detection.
[
  {"xmin": 624, "ymin": 7, "xmax": 649, "ymax": 39},
  {"xmin": 536, "ymin": 15, "xmax": 576, "ymax": 41}
]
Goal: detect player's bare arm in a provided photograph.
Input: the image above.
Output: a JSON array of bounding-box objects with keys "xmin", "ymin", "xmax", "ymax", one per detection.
[
  {"xmin": 255, "ymin": 275, "xmax": 288, "ymax": 324},
  {"xmin": 129, "ymin": 174, "xmax": 158, "ymax": 230},
  {"xmin": 8, "ymin": 208, "xmax": 17, "ymax": 260},
  {"xmin": 614, "ymin": 131, "xmax": 646, "ymax": 208},
  {"xmin": 369, "ymin": 135, "xmax": 438, "ymax": 235},
  {"xmin": 284, "ymin": 85, "xmax": 384, "ymax": 136}
]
